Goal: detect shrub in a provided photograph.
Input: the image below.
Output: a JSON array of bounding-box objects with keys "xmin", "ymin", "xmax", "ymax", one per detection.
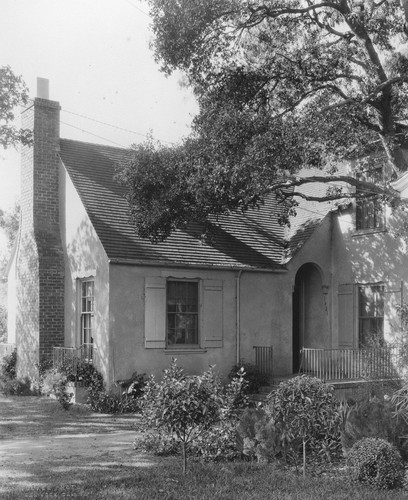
[
  {"xmin": 189, "ymin": 419, "xmax": 241, "ymax": 462},
  {"xmin": 0, "ymin": 348, "xmax": 17, "ymax": 380},
  {"xmin": 341, "ymin": 399, "xmax": 408, "ymax": 460},
  {"xmin": 228, "ymin": 360, "xmax": 267, "ymax": 394},
  {"xmin": 0, "ymin": 376, "xmax": 33, "ymax": 396},
  {"xmin": 347, "ymin": 438, "xmax": 405, "ymax": 490},
  {"xmin": 258, "ymin": 376, "xmax": 342, "ymax": 473},
  {"xmin": 0, "ymin": 349, "xmax": 36, "ymax": 396},
  {"xmin": 139, "ymin": 359, "xmax": 248, "ymax": 472},
  {"xmin": 40, "ymin": 367, "xmax": 72, "ymax": 410},
  {"xmin": 134, "ymin": 430, "xmax": 179, "ymax": 456}
]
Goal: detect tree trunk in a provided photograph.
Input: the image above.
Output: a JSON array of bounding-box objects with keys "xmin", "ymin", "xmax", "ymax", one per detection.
[
  {"xmin": 182, "ymin": 441, "xmax": 187, "ymax": 475},
  {"xmin": 402, "ymin": 0, "xmax": 408, "ymax": 35},
  {"xmin": 303, "ymin": 439, "xmax": 306, "ymax": 479}
]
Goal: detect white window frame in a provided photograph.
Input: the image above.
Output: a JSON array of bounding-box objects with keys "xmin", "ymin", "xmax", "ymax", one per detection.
[
  {"xmin": 356, "ymin": 166, "xmax": 384, "ymax": 231},
  {"xmin": 358, "ymin": 283, "xmax": 384, "ymax": 347},
  {"xmin": 78, "ymin": 278, "xmax": 95, "ymax": 346},
  {"xmin": 166, "ymin": 279, "xmax": 199, "ymax": 348}
]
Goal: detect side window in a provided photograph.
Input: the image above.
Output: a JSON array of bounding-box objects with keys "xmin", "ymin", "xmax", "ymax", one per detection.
[
  {"xmin": 356, "ymin": 167, "xmax": 384, "ymax": 230},
  {"xmin": 167, "ymin": 280, "xmax": 199, "ymax": 346},
  {"xmin": 80, "ymin": 279, "xmax": 94, "ymax": 345},
  {"xmin": 358, "ymin": 284, "xmax": 384, "ymax": 347}
]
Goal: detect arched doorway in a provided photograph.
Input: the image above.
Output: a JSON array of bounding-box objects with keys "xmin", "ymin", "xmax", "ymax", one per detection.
[{"xmin": 292, "ymin": 264, "xmax": 329, "ymax": 373}]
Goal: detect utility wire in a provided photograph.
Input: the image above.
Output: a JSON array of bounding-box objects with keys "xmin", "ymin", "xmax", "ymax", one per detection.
[
  {"xmin": 61, "ymin": 109, "xmax": 176, "ymax": 145},
  {"xmin": 60, "ymin": 121, "xmax": 128, "ymax": 148},
  {"xmin": 125, "ymin": 0, "xmax": 150, "ymax": 17}
]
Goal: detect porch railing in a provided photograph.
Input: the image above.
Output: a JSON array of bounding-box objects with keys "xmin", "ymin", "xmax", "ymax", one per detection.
[
  {"xmin": 0, "ymin": 343, "xmax": 16, "ymax": 359},
  {"xmin": 253, "ymin": 345, "xmax": 273, "ymax": 382},
  {"xmin": 300, "ymin": 346, "xmax": 401, "ymax": 381},
  {"xmin": 52, "ymin": 343, "xmax": 97, "ymax": 374}
]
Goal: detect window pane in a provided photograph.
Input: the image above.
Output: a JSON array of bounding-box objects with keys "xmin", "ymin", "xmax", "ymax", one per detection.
[
  {"xmin": 359, "ymin": 285, "xmax": 384, "ymax": 346},
  {"xmin": 167, "ymin": 281, "xmax": 198, "ymax": 346}
]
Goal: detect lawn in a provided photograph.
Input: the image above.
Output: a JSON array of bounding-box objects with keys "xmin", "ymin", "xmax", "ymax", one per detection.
[{"xmin": 3, "ymin": 459, "xmax": 408, "ymax": 500}]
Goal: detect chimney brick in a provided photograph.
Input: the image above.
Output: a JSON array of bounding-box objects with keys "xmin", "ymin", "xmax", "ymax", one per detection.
[{"xmin": 16, "ymin": 97, "xmax": 65, "ymax": 378}]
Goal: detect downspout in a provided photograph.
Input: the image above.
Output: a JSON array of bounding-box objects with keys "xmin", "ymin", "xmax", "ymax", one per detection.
[{"xmin": 236, "ymin": 270, "xmax": 243, "ymax": 364}]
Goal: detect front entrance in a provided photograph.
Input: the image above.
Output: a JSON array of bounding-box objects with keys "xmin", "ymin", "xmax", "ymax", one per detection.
[{"xmin": 292, "ymin": 264, "xmax": 329, "ymax": 373}]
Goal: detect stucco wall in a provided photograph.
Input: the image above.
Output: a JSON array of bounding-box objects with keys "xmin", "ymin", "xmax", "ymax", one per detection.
[
  {"xmin": 59, "ymin": 162, "xmax": 111, "ymax": 383},
  {"xmin": 331, "ymin": 203, "xmax": 408, "ymax": 345},
  {"xmin": 108, "ymin": 264, "xmax": 293, "ymax": 384}
]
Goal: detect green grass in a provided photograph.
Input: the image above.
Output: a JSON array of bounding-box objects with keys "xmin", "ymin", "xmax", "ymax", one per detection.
[{"xmin": 3, "ymin": 460, "xmax": 408, "ymax": 500}]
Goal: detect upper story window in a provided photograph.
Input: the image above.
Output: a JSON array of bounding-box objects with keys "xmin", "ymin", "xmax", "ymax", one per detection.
[
  {"xmin": 358, "ymin": 284, "xmax": 384, "ymax": 347},
  {"xmin": 356, "ymin": 166, "xmax": 384, "ymax": 231},
  {"xmin": 80, "ymin": 279, "xmax": 94, "ymax": 345},
  {"xmin": 167, "ymin": 280, "xmax": 198, "ymax": 346}
]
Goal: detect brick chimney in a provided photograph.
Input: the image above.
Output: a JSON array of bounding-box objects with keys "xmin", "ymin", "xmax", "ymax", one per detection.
[{"xmin": 16, "ymin": 79, "xmax": 65, "ymax": 378}]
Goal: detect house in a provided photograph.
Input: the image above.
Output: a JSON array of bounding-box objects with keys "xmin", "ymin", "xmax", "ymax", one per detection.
[{"xmin": 6, "ymin": 82, "xmax": 408, "ymax": 388}]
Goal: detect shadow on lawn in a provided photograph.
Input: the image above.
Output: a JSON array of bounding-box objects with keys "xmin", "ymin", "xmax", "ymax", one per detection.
[
  {"xmin": 0, "ymin": 395, "xmax": 158, "ymax": 495},
  {"xmin": 0, "ymin": 395, "xmax": 139, "ymax": 439}
]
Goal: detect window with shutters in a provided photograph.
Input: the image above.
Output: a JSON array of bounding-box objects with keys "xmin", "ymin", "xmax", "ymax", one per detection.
[
  {"xmin": 144, "ymin": 277, "xmax": 223, "ymax": 349},
  {"xmin": 79, "ymin": 279, "xmax": 94, "ymax": 345},
  {"xmin": 356, "ymin": 167, "xmax": 384, "ymax": 231},
  {"xmin": 167, "ymin": 280, "xmax": 199, "ymax": 346},
  {"xmin": 358, "ymin": 284, "xmax": 384, "ymax": 347}
]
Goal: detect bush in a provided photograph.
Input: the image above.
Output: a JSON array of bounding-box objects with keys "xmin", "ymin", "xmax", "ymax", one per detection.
[
  {"xmin": 139, "ymin": 359, "xmax": 248, "ymax": 472},
  {"xmin": 341, "ymin": 399, "xmax": 408, "ymax": 460},
  {"xmin": 347, "ymin": 438, "xmax": 405, "ymax": 490},
  {"xmin": 0, "ymin": 349, "xmax": 36, "ymax": 396},
  {"xmin": 40, "ymin": 367, "xmax": 72, "ymax": 410},
  {"xmin": 0, "ymin": 348, "xmax": 17, "ymax": 380},
  {"xmin": 0, "ymin": 376, "xmax": 33, "ymax": 396},
  {"xmin": 228, "ymin": 361, "xmax": 267, "ymax": 394},
  {"xmin": 239, "ymin": 376, "xmax": 342, "ymax": 472},
  {"xmin": 266, "ymin": 376, "xmax": 342, "ymax": 462},
  {"xmin": 134, "ymin": 430, "xmax": 179, "ymax": 456}
]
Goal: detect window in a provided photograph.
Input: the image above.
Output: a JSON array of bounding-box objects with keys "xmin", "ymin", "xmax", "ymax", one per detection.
[
  {"xmin": 356, "ymin": 167, "xmax": 384, "ymax": 230},
  {"xmin": 80, "ymin": 279, "xmax": 94, "ymax": 345},
  {"xmin": 167, "ymin": 280, "xmax": 198, "ymax": 346},
  {"xmin": 358, "ymin": 284, "xmax": 384, "ymax": 347}
]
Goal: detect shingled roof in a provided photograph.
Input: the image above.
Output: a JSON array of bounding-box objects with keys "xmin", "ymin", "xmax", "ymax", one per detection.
[{"xmin": 59, "ymin": 139, "xmax": 330, "ymax": 270}]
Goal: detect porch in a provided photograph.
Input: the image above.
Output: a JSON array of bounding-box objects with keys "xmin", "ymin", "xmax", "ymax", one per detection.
[
  {"xmin": 299, "ymin": 346, "xmax": 404, "ymax": 382},
  {"xmin": 52, "ymin": 343, "xmax": 97, "ymax": 373}
]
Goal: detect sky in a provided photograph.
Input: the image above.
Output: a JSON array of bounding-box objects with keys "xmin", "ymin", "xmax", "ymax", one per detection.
[{"xmin": 0, "ymin": 0, "xmax": 198, "ymax": 213}]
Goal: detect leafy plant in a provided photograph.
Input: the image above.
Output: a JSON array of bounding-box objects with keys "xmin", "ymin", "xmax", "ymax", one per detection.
[
  {"xmin": 40, "ymin": 367, "xmax": 72, "ymax": 410},
  {"xmin": 139, "ymin": 359, "xmax": 247, "ymax": 472},
  {"xmin": 347, "ymin": 438, "xmax": 405, "ymax": 490},
  {"xmin": 228, "ymin": 361, "xmax": 267, "ymax": 394},
  {"xmin": 0, "ymin": 348, "xmax": 17, "ymax": 380},
  {"xmin": 263, "ymin": 376, "xmax": 342, "ymax": 475},
  {"xmin": 341, "ymin": 399, "xmax": 408, "ymax": 460}
]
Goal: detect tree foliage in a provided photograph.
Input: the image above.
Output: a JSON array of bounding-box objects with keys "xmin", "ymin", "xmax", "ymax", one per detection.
[
  {"xmin": 139, "ymin": 359, "xmax": 247, "ymax": 473},
  {"xmin": 0, "ymin": 203, "xmax": 20, "ymax": 252},
  {"xmin": 118, "ymin": 0, "xmax": 408, "ymax": 242},
  {"xmin": 0, "ymin": 66, "xmax": 31, "ymax": 149}
]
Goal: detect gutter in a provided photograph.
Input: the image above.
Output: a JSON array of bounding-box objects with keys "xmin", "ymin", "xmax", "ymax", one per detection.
[
  {"xmin": 108, "ymin": 257, "xmax": 288, "ymax": 273},
  {"xmin": 236, "ymin": 270, "xmax": 243, "ymax": 364}
]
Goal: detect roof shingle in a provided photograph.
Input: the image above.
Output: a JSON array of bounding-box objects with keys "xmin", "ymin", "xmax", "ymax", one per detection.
[{"xmin": 59, "ymin": 139, "xmax": 330, "ymax": 270}]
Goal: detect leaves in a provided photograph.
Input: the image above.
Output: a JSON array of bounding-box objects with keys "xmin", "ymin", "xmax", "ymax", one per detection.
[
  {"xmin": 0, "ymin": 66, "xmax": 31, "ymax": 148},
  {"xmin": 119, "ymin": 1, "xmax": 408, "ymax": 241}
]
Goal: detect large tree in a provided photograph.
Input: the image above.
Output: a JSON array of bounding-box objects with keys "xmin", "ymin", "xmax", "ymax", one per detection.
[
  {"xmin": 119, "ymin": 0, "xmax": 408, "ymax": 242},
  {"xmin": 0, "ymin": 66, "xmax": 31, "ymax": 149}
]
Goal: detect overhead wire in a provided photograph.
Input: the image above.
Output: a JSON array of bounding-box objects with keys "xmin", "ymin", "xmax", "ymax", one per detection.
[{"xmin": 61, "ymin": 109, "xmax": 176, "ymax": 144}]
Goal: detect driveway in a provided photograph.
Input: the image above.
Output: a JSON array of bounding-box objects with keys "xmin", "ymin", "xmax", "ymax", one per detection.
[{"xmin": 0, "ymin": 395, "xmax": 155, "ymax": 494}]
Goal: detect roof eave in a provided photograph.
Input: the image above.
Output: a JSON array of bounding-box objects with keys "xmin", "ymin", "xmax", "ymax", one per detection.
[{"xmin": 108, "ymin": 257, "xmax": 287, "ymax": 273}]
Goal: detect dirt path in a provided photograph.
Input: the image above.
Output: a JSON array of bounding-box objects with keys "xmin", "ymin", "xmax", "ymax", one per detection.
[{"xmin": 0, "ymin": 395, "xmax": 155, "ymax": 494}]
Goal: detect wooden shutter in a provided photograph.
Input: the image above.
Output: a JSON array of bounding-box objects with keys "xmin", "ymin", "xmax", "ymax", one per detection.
[
  {"xmin": 384, "ymin": 281, "xmax": 402, "ymax": 339},
  {"xmin": 338, "ymin": 284, "xmax": 355, "ymax": 348},
  {"xmin": 144, "ymin": 277, "xmax": 166, "ymax": 348},
  {"xmin": 202, "ymin": 279, "xmax": 223, "ymax": 348}
]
